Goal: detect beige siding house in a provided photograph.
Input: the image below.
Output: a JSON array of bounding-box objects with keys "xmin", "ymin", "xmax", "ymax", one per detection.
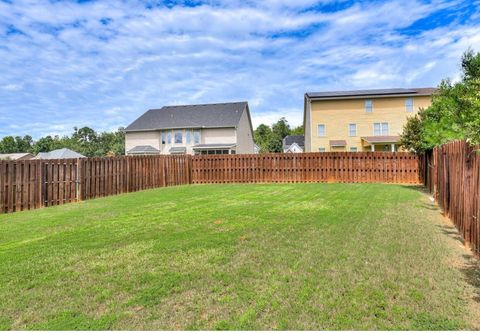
[
  {"xmin": 125, "ymin": 102, "xmax": 255, "ymax": 155},
  {"xmin": 303, "ymin": 88, "xmax": 436, "ymax": 152}
]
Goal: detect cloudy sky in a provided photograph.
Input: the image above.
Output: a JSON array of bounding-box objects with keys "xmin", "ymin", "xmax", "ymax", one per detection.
[{"xmin": 0, "ymin": 0, "xmax": 479, "ymax": 138}]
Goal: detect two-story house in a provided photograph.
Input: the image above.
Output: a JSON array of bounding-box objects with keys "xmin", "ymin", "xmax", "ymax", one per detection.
[
  {"xmin": 303, "ymin": 88, "xmax": 436, "ymax": 152},
  {"xmin": 124, "ymin": 102, "xmax": 255, "ymax": 155}
]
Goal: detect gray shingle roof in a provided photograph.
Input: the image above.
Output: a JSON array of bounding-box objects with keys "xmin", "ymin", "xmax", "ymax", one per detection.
[
  {"xmin": 35, "ymin": 148, "xmax": 85, "ymax": 159},
  {"xmin": 306, "ymin": 88, "xmax": 437, "ymax": 99},
  {"xmin": 127, "ymin": 145, "xmax": 160, "ymax": 154},
  {"xmin": 192, "ymin": 143, "xmax": 236, "ymax": 149},
  {"xmin": 283, "ymin": 135, "xmax": 304, "ymax": 148},
  {"xmin": 169, "ymin": 147, "xmax": 187, "ymax": 154},
  {"xmin": 125, "ymin": 102, "xmax": 248, "ymax": 132}
]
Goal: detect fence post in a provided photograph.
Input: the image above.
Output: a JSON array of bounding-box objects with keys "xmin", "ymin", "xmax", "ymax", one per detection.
[
  {"xmin": 463, "ymin": 143, "xmax": 474, "ymax": 248},
  {"xmin": 76, "ymin": 158, "xmax": 83, "ymax": 202}
]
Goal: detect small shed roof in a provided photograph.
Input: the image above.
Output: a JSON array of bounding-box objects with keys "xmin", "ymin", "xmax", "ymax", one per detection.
[
  {"xmin": 127, "ymin": 145, "xmax": 160, "ymax": 154},
  {"xmin": 362, "ymin": 136, "xmax": 400, "ymax": 144},
  {"xmin": 329, "ymin": 140, "xmax": 347, "ymax": 147}
]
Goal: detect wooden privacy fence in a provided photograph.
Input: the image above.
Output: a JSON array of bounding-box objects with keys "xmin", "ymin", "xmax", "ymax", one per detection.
[
  {"xmin": 421, "ymin": 141, "xmax": 480, "ymax": 257},
  {"xmin": 191, "ymin": 152, "xmax": 421, "ymax": 184},
  {"xmin": 0, "ymin": 155, "xmax": 191, "ymax": 213},
  {"xmin": 1, "ymin": 152, "xmax": 421, "ymax": 214}
]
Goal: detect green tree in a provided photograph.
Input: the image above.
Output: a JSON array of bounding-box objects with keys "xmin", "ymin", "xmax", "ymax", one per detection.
[
  {"xmin": 254, "ymin": 124, "xmax": 273, "ymax": 153},
  {"xmin": 0, "ymin": 136, "xmax": 17, "ymax": 153},
  {"xmin": 268, "ymin": 117, "xmax": 291, "ymax": 152},
  {"xmin": 400, "ymin": 49, "xmax": 480, "ymax": 151},
  {"xmin": 290, "ymin": 125, "xmax": 304, "ymax": 135}
]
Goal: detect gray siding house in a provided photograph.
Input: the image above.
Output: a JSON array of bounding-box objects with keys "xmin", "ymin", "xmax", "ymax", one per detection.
[{"xmin": 125, "ymin": 102, "xmax": 255, "ymax": 155}]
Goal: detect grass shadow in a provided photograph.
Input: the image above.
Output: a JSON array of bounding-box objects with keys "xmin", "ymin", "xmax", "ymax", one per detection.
[{"xmin": 461, "ymin": 254, "xmax": 480, "ymax": 303}]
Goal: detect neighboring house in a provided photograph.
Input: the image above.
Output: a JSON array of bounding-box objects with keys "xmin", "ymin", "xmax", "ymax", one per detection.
[
  {"xmin": 125, "ymin": 102, "xmax": 255, "ymax": 155},
  {"xmin": 0, "ymin": 153, "xmax": 34, "ymax": 160},
  {"xmin": 253, "ymin": 143, "xmax": 260, "ymax": 154},
  {"xmin": 35, "ymin": 148, "xmax": 85, "ymax": 159},
  {"xmin": 283, "ymin": 135, "xmax": 304, "ymax": 153},
  {"xmin": 303, "ymin": 88, "xmax": 436, "ymax": 152}
]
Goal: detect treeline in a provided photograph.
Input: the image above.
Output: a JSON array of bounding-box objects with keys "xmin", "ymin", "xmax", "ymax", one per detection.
[
  {"xmin": 254, "ymin": 117, "xmax": 303, "ymax": 153},
  {"xmin": 0, "ymin": 127, "xmax": 125, "ymax": 157},
  {"xmin": 401, "ymin": 49, "xmax": 480, "ymax": 152}
]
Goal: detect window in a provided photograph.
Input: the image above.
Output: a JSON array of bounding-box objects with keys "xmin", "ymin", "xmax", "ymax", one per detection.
[
  {"xmin": 161, "ymin": 131, "xmax": 166, "ymax": 144},
  {"xmin": 317, "ymin": 124, "xmax": 326, "ymax": 137},
  {"xmin": 365, "ymin": 100, "xmax": 373, "ymax": 113},
  {"xmin": 167, "ymin": 131, "xmax": 172, "ymax": 144},
  {"xmin": 186, "ymin": 130, "xmax": 192, "ymax": 144},
  {"xmin": 318, "ymin": 147, "xmax": 326, "ymax": 152},
  {"xmin": 350, "ymin": 147, "xmax": 358, "ymax": 152},
  {"xmin": 194, "ymin": 130, "xmax": 201, "ymax": 144},
  {"xmin": 405, "ymin": 98, "xmax": 414, "ymax": 112},
  {"xmin": 374, "ymin": 122, "xmax": 389, "ymax": 136},
  {"xmin": 174, "ymin": 131, "xmax": 183, "ymax": 144},
  {"xmin": 349, "ymin": 123, "xmax": 357, "ymax": 136}
]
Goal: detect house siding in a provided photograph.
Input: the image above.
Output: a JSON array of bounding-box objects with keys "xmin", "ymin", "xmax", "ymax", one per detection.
[
  {"xmin": 125, "ymin": 131, "xmax": 160, "ymax": 153},
  {"xmin": 305, "ymin": 95, "xmax": 432, "ymax": 152},
  {"xmin": 235, "ymin": 107, "xmax": 255, "ymax": 154}
]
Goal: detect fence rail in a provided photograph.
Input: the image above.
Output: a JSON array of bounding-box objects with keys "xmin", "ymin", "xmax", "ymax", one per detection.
[
  {"xmin": 1, "ymin": 152, "xmax": 420, "ymax": 214},
  {"xmin": 422, "ymin": 141, "xmax": 480, "ymax": 257}
]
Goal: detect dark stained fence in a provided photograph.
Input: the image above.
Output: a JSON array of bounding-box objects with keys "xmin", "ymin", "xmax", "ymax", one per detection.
[
  {"xmin": 422, "ymin": 141, "xmax": 480, "ymax": 257},
  {"xmin": 191, "ymin": 152, "xmax": 421, "ymax": 184}
]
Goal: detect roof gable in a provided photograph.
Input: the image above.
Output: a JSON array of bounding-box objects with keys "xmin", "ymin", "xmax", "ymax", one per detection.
[{"xmin": 125, "ymin": 102, "xmax": 248, "ymax": 132}]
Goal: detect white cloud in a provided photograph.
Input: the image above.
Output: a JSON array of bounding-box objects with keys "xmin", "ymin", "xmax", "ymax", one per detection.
[{"xmin": 0, "ymin": 0, "xmax": 478, "ymax": 138}]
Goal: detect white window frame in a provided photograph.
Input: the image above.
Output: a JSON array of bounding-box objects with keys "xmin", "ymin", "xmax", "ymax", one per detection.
[
  {"xmin": 350, "ymin": 147, "xmax": 358, "ymax": 152},
  {"xmin": 161, "ymin": 131, "xmax": 166, "ymax": 145},
  {"xmin": 348, "ymin": 123, "xmax": 357, "ymax": 137},
  {"xmin": 194, "ymin": 130, "xmax": 201, "ymax": 144},
  {"xmin": 365, "ymin": 100, "xmax": 373, "ymax": 113},
  {"xmin": 174, "ymin": 131, "xmax": 183, "ymax": 144},
  {"xmin": 167, "ymin": 131, "xmax": 172, "ymax": 144},
  {"xmin": 318, "ymin": 147, "xmax": 326, "ymax": 152},
  {"xmin": 405, "ymin": 98, "xmax": 414, "ymax": 112},
  {"xmin": 317, "ymin": 124, "xmax": 326, "ymax": 137},
  {"xmin": 373, "ymin": 122, "xmax": 389, "ymax": 136},
  {"xmin": 186, "ymin": 130, "xmax": 192, "ymax": 144}
]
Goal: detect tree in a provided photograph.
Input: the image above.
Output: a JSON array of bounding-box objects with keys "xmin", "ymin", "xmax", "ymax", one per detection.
[
  {"xmin": 400, "ymin": 49, "xmax": 480, "ymax": 151},
  {"xmin": 269, "ymin": 118, "xmax": 291, "ymax": 152},
  {"xmin": 290, "ymin": 125, "xmax": 304, "ymax": 135},
  {"xmin": 0, "ymin": 136, "xmax": 17, "ymax": 153}
]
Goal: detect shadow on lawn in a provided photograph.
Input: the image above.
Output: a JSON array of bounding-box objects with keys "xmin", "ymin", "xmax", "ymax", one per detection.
[{"xmin": 402, "ymin": 185, "xmax": 480, "ymax": 304}]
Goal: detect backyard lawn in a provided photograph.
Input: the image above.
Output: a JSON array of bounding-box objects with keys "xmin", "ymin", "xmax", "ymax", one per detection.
[{"xmin": 0, "ymin": 183, "xmax": 478, "ymax": 330}]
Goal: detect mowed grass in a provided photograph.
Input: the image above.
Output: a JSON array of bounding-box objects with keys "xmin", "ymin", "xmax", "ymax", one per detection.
[{"xmin": 0, "ymin": 183, "xmax": 478, "ymax": 330}]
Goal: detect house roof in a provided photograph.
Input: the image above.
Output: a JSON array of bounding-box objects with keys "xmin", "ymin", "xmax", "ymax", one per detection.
[
  {"xmin": 125, "ymin": 102, "xmax": 248, "ymax": 132},
  {"xmin": 192, "ymin": 143, "xmax": 236, "ymax": 149},
  {"xmin": 362, "ymin": 136, "xmax": 400, "ymax": 144},
  {"xmin": 127, "ymin": 145, "xmax": 160, "ymax": 154},
  {"xmin": 0, "ymin": 153, "xmax": 34, "ymax": 160},
  {"xmin": 329, "ymin": 140, "xmax": 347, "ymax": 147},
  {"xmin": 306, "ymin": 88, "xmax": 437, "ymax": 100},
  {"xmin": 283, "ymin": 135, "xmax": 305, "ymax": 148},
  {"xmin": 35, "ymin": 148, "xmax": 85, "ymax": 159}
]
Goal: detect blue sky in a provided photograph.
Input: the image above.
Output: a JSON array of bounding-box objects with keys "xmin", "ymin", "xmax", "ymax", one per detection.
[{"xmin": 0, "ymin": 0, "xmax": 479, "ymax": 138}]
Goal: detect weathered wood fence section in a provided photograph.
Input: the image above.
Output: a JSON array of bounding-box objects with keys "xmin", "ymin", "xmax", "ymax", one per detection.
[
  {"xmin": 421, "ymin": 141, "xmax": 480, "ymax": 257},
  {"xmin": 191, "ymin": 152, "xmax": 420, "ymax": 184},
  {"xmin": 1, "ymin": 152, "xmax": 420, "ymax": 214},
  {"xmin": 0, "ymin": 155, "xmax": 190, "ymax": 213}
]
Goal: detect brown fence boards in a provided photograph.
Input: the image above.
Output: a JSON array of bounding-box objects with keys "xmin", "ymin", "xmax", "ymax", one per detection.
[
  {"xmin": 191, "ymin": 152, "xmax": 420, "ymax": 185},
  {"xmin": 1, "ymin": 152, "xmax": 420, "ymax": 214},
  {"xmin": 422, "ymin": 141, "xmax": 480, "ymax": 257}
]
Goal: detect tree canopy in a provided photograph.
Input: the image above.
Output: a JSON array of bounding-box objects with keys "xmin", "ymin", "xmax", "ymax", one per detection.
[
  {"xmin": 254, "ymin": 118, "xmax": 303, "ymax": 153},
  {"xmin": 400, "ymin": 49, "xmax": 480, "ymax": 152},
  {"xmin": 0, "ymin": 127, "xmax": 125, "ymax": 157}
]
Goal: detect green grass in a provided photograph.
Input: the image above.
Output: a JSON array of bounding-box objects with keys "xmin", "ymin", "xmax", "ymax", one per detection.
[{"xmin": 0, "ymin": 183, "xmax": 477, "ymax": 330}]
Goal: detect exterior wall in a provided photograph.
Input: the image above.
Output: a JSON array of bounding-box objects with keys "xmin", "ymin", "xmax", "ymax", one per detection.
[
  {"xmin": 306, "ymin": 95, "xmax": 432, "ymax": 152},
  {"xmin": 125, "ymin": 131, "xmax": 160, "ymax": 153},
  {"xmin": 202, "ymin": 128, "xmax": 236, "ymax": 145},
  {"xmin": 235, "ymin": 107, "xmax": 255, "ymax": 154}
]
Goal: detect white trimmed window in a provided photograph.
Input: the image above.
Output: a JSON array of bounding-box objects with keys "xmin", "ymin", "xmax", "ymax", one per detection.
[
  {"xmin": 349, "ymin": 123, "xmax": 357, "ymax": 136},
  {"xmin": 317, "ymin": 124, "xmax": 326, "ymax": 137},
  {"xmin": 374, "ymin": 122, "xmax": 389, "ymax": 136},
  {"xmin": 318, "ymin": 147, "xmax": 326, "ymax": 152},
  {"xmin": 365, "ymin": 100, "xmax": 373, "ymax": 113},
  {"xmin": 194, "ymin": 130, "xmax": 201, "ymax": 144},
  {"xmin": 167, "ymin": 131, "xmax": 172, "ymax": 144},
  {"xmin": 161, "ymin": 131, "xmax": 166, "ymax": 144},
  {"xmin": 405, "ymin": 98, "xmax": 414, "ymax": 112},
  {"xmin": 174, "ymin": 131, "xmax": 183, "ymax": 144},
  {"xmin": 350, "ymin": 147, "xmax": 358, "ymax": 152},
  {"xmin": 186, "ymin": 130, "xmax": 192, "ymax": 144}
]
